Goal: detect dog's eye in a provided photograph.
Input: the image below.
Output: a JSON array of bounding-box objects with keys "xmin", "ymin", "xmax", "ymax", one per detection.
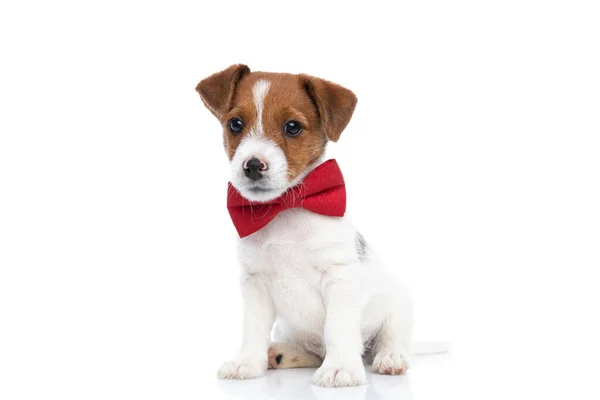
[
  {"xmin": 283, "ymin": 120, "xmax": 302, "ymax": 137},
  {"xmin": 229, "ymin": 118, "xmax": 244, "ymax": 134}
]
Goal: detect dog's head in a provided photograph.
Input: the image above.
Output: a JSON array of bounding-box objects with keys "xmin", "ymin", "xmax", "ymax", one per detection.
[{"xmin": 196, "ymin": 64, "xmax": 357, "ymax": 202}]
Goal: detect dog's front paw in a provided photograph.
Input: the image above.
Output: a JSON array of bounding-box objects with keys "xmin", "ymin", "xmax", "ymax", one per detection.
[
  {"xmin": 372, "ymin": 351, "xmax": 411, "ymax": 375},
  {"xmin": 312, "ymin": 360, "xmax": 366, "ymax": 387},
  {"xmin": 217, "ymin": 357, "xmax": 267, "ymax": 380}
]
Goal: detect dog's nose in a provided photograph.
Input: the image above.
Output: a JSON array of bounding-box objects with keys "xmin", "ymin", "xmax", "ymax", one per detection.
[{"xmin": 243, "ymin": 157, "xmax": 268, "ymax": 181}]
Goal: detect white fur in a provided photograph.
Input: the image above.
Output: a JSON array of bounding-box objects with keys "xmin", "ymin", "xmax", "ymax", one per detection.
[
  {"xmin": 218, "ymin": 80, "xmax": 447, "ymax": 387},
  {"xmin": 218, "ymin": 200, "xmax": 418, "ymax": 387},
  {"xmin": 249, "ymin": 79, "xmax": 270, "ymax": 137}
]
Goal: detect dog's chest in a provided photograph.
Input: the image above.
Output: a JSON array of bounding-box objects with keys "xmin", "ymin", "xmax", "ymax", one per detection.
[
  {"xmin": 236, "ymin": 209, "xmax": 356, "ymax": 331},
  {"xmin": 265, "ymin": 261, "xmax": 326, "ymax": 331}
]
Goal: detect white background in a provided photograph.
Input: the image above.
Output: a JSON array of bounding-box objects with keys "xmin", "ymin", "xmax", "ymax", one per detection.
[{"xmin": 1, "ymin": 1, "xmax": 599, "ymax": 399}]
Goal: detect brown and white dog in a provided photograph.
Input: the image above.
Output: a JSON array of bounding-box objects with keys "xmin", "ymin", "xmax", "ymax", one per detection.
[{"xmin": 196, "ymin": 65, "xmax": 448, "ymax": 387}]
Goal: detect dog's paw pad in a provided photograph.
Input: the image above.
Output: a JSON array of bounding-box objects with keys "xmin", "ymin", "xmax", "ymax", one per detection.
[
  {"xmin": 267, "ymin": 343, "xmax": 322, "ymax": 369},
  {"xmin": 217, "ymin": 358, "xmax": 266, "ymax": 380},
  {"xmin": 372, "ymin": 351, "xmax": 411, "ymax": 375},
  {"xmin": 312, "ymin": 365, "xmax": 367, "ymax": 387},
  {"xmin": 267, "ymin": 346, "xmax": 284, "ymax": 369}
]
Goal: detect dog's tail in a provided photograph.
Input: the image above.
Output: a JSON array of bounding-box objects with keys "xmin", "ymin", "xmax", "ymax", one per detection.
[{"xmin": 411, "ymin": 341, "xmax": 452, "ymax": 356}]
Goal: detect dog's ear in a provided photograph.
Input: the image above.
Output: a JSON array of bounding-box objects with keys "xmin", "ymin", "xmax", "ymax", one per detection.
[
  {"xmin": 196, "ymin": 64, "xmax": 250, "ymax": 119},
  {"xmin": 300, "ymin": 74, "xmax": 357, "ymax": 142}
]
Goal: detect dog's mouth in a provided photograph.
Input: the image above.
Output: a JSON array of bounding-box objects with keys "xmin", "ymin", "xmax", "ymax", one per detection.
[
  {"xmin": 247, "ymin": 187, "xmax": 272, "ymax": 194},
  {"xmin": 244, "ymin": 179, "xmax": 276, "ymax": 192},
  {"xmin": 234, "ymin": 180, "xmax": 289, "ymax": 203}
]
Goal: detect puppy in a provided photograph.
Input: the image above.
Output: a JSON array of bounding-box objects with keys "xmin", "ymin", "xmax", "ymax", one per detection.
[{"xmin": 196, "ymin": 65, "xmax": 436, "ymax": 387}]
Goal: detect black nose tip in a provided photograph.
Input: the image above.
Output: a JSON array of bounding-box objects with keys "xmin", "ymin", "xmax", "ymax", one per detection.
[{"xmin": 244, "ymin": 157, "xmax": 266, "ymax": 181}]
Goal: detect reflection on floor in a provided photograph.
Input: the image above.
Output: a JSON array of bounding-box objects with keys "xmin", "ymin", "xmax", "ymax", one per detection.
[{"xmin": 216, "ymin": 353, "xmax": 452, "ymax": 400}]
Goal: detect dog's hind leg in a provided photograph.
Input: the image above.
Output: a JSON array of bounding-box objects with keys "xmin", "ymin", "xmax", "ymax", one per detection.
[
  {"xmin": 371, "ymin": 290, "xmax": 414, "ymax": 375},
  {"xmin": 268, "ymin": 342, "xmax": 323, "ymax": 369}
]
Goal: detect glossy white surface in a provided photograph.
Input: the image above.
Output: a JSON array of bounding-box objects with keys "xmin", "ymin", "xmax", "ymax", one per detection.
[{"xmin": 216, "ymin": 354, "xmax": 451, "ymax": 400}]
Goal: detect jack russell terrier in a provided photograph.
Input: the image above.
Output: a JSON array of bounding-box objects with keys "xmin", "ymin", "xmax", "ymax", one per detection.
[{"xmin": 196, "ymin": 65, "xmax": 448, "ymax": 387}]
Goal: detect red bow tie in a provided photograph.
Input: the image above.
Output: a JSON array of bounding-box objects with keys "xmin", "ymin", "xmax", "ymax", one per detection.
[{"xmin": 227, "ymin": 159, "xmax": 346, "ymax": 238}]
